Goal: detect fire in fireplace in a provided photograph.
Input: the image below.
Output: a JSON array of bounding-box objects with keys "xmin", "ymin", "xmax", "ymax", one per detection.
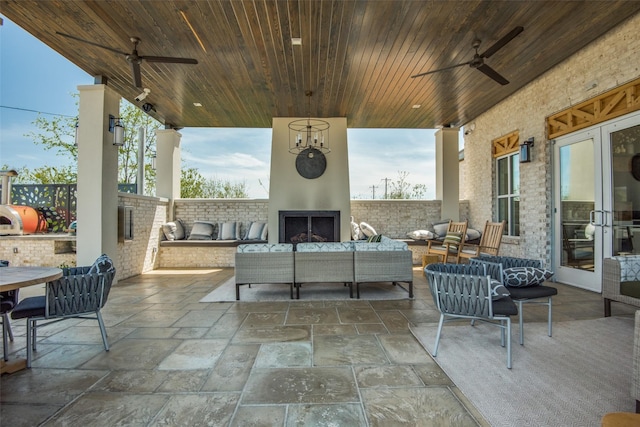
[{"xmin": 279, "ymin": 210, "xmax": 340, "ymax": 245}]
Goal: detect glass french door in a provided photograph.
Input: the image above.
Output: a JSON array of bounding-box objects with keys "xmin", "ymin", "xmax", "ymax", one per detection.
[{"xmin": 553, "ymin": 112, "xmax": 640, "ymax": 292}]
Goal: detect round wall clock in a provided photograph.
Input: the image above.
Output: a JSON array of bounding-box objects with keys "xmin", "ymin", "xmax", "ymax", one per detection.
[{"xmin": 296, "ymin": 147, "xmax": 327, "ymax": 179}]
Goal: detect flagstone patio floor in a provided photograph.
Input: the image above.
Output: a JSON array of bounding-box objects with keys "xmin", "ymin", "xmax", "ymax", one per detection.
[{"xmin": 0, "ymin": 267, "xmax": 634, "ymax": 426}]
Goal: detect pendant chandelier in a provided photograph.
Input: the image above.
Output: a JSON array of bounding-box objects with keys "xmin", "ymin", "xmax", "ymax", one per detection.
[{"xmin": 288, "ymin": 91, "xmax": 330, "ymax": 155}]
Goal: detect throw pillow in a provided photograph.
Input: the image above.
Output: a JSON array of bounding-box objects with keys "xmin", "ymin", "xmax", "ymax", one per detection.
[
  {"xmin": 466, "ymin": 228, "xmax": 481, "ymax": 242},
  {"xmin": 260, "ymin": 223, "xmax": 268, "ymax": 241},
  {"xmin": 174, "ymin": 218, "xmax": 187, "ymax": 240},
  {"xmin": 187, "ymin": 221, "xmax": 215, "ymax": 240},
  {"xmin": 351, "ymin": 221, "xmax": 362, "ymax": 240},
  {"xmin": 503, "ymin": 267, "xmax": 554, "ymax": 287},
  {"xmin": 407, "ymin": 229, "xmax": 434, "ymax": 240},
  {"xmin": 88, "ymin": 254, "xmax": 113, "ymax": 274},
  {"xmin": 367, "ymin": 234, "xmax": 383, "ymax": 243},
  {"xmin": 432, "ymin": 220, "xmax": 451, "ymax": 238},
  {"xmin": 360, "ymin": 222, "xmax": 377, "ymax": 237},
  {"xmin": 244, "ymin": 221, "xmax": 266, "ymax": 240},
  {"xmin": 162, "ymin": 222, "xmax": 178, "ymax": 241},
  {"xmin": 218, "ymin": 221, "xmax": 241, "ymax": 240},
  {"xmin": 490, "ymin": 279, "xmax": 511, "ymax": 300},
  {"xmin": 443, "ymin": 231, "xmax": 462, "ymax": 250}
]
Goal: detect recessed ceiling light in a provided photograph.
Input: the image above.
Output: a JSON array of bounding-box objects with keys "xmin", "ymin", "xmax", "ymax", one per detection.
[
  {"xmin": 193, "ymin": 102, "xmax": 202, "ymax": 107},
  {"xmin": 292, "ymin": 38, "xmax": 302, "ymax": 46},
  {"xmin": 412, "ymin": 104, "xmax": 421, "ymax": 109}
]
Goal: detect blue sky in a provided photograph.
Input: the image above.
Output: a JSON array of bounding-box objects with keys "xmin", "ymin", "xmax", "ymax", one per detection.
[{"xmin": 0, "ymin": 16, "xmax": 442, "ymax": 199}]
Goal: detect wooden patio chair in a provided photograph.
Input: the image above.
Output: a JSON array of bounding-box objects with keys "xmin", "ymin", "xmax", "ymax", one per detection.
[
  {"xmin": 459, "ymin": 220, "xmax": 506, "ymax": 262},
  {"xmin": 426, "ymin": 220, "xmax": 468, "ymax": 263}
]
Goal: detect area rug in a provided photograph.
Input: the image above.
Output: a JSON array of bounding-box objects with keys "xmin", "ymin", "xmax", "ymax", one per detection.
[
  {"xmin": 409, "ymin": 316, "xmax": 635, "ymax": 427},
  {"xmin": 200, "ymin": 277, "xmax": 412, "ymax": 302}
]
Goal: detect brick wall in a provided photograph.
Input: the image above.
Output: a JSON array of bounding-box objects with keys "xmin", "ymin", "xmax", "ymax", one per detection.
[
  {"xmin": 117, "ymin": 194, "xmax": 169, "ymax": 279},
  {"xmin": 462, "ymin": 12, "xmax": 640, "ymax": 264}
]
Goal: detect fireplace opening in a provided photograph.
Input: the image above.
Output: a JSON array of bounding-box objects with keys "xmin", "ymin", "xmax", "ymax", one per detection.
[{"xmin": 279, "ymin": 210, "xmax": 340, "ymax": 246}]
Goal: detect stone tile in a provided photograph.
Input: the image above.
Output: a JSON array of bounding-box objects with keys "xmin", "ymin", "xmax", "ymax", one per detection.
[
  {"xmin": 204, "ymin": 312, "xmax": 248, "ymax": 338},
  {"xmin": 355, "ymin": 365, "xmax": 424, "ymax": 388},
  {"xmin": 355, "ymin": 323, "xmax": 389, "ymax": 334},
  {"xmin": 202, "ymin": 344, "xmax": 260, "ymax": 392},
  {"xmin": 172, "ymin": 309, "xmax": 224, "ymax": 328},
  {"xmin": 254, "ymin": 342, "xmax": 312, "ymax": 368},
  {"xmin": 0, "ymin": 368, "xmax": 108, "ymax": 405},
  {"xmin": 361, "ymin": 387, "xmax": 479, "ymax": 426},
  {"xmin": 126, "ymin": 327, "xmax": 179, "ymax": 339},
  {"xmin": 312, "ymin": 324, "xmax": 358, "ymax": 335},
  {"xmin": 172, "ymin": 327, "xmax": 209, "ymax": 339},
  {"xmin": 41, "ymin": 325, "xmax": 134, "ymax": 345},
  {"xmin": 117, "ymin": 310, "xmax": 187, "ymax": 328},
  {"xmin": 243, "ymin": 312, "xmax": 287, "ymax": 328},
  {"xmin": 243, "ymin": 367, "xmax": 358, "ymax": 404},
  {"xmin": 0, "ymin": 403, "xmax": 61, "ymax": 427},
  {"xmin": 156, "ymin": 370, "xmax": 210, "ymax": 392},
  {"xmin": 95, "ymin": 370, "xmax": 169, "ymax": 392},
  {"xmin": 286, "ymin": 403, "xmax": 367, "ymax": 426},
  {"xmin": 412, "ymin": 363, "xmax": 454, "ymax": 386},
  {"xmin": 157, "ymin": 338, "xmax": 229, "ymax": 370},
  {"xmin": 233, "ymin": 325, "xmax": 311, "ymax": 344},
  {"xmin": 152, "ymin": 393, "xmax": 240, "ymax": 426},
  {"xmin": 232, "ymin": 405, "xmax": 287, "ymax": 426},
  {"xmin": 30, "ymin": 344, "xmax": 106, "ymax": 369},
  {"xmin": 378, "ymin": 334, "xmax": 431, "ymax": 365},
  {"xmin": 230, "ymin": 301, "xmax": 290, "ymax": 313},
  {"xmin": 313, "ymin": 335, "xmax": 389, "ymax": 365},
  {"xmin": 47, "ymin": 392, "xmax": 170, "ymax": 426},
  {"xmin": 286, "ymin": 307, "xmax": 340, "ymax": 324},
  {"xmin": 377, "ymin": 310, "xmax": 411, "ymax": 333},
  {"xmin": 82, "ymin": 338, "xmax": 181, "ymax": 370},
  {"xmin": 337, "ymin": 307, "xmax": 381, "ymax": 324}
]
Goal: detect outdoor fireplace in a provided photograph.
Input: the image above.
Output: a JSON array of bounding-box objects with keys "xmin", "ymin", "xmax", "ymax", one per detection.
[{"xmin": 279, "ymin": 210, "xmax": 340, "ymax": 245}]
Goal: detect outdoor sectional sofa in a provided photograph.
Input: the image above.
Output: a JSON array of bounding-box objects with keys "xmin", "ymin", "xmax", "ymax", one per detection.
[{"xmin": 235, "ymin": 235, "xmax": 413, "ymax": 300}]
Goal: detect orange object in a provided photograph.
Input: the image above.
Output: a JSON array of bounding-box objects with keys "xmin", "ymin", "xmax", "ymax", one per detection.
[{"xmin": 5, "ymin": 205, "xmax": 48, "ymax": 233}]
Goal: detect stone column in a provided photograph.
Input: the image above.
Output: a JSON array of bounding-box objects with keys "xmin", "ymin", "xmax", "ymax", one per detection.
[
  {"xmin": 155, "ymin": 129, "xmax": 182, "ymax": 215},
  {"xmin": 435, "ymin": 127, "xmax": 460, "ymax": 221},
  {"xmin": 76, "ymin": 84, "xmax": 120, "ymax": 266}
]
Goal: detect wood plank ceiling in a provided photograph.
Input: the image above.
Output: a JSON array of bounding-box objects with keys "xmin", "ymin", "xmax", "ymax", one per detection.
[{"xmin": 2, "ymin": 1, "xmax": 639, "ymax": 129}]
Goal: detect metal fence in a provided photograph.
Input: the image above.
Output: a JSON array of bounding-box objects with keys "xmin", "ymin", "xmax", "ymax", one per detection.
[{"xmin": 1, "ymin": 183, "xmax": 136, "ymax": 232}]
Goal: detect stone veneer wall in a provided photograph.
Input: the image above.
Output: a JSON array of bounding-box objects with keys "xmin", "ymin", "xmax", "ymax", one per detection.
[
  {"xmin": 462, "ymin": 12, "xmax": 640, "ymax": 264},
  {"xmin": 0, "ymin": 194, "xmax": 168, "ymax": 281},
  {"xmin": 116, "ymin": 193, "xmax": 169, "ymax": 280},
  {"xmin": 0, "ymin": 235, "xmax": 76, "ymax": 269},
  {"xmin": 170, "ymin": 199, "xmax": 470, "ymax": 240}
]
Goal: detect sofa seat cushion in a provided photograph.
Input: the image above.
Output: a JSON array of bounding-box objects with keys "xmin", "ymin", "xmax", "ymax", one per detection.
[
  {"xmin": 237, "ymin": 243, "xmax": 293, "ymax": 253},
  {"xmin": 506, "ymin": 284, "xmax": 558, "ymax": 300},
  {"xmin": 296, "ymin": 242, "xmax": 354, "ymax": 252},
  {"xmin": 620, "ymin": 281, "xmax": 640, "ymax": 299}
]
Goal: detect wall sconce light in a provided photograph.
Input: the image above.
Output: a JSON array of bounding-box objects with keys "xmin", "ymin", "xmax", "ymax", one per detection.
[
  {"xmin": 151, "ymin": 151, "xmax": 157, "ymax": 171},
  {"xmin": 74, "ymin": 118, "xmax": 79, "ymax": 146},
  {"xmin": 109, "ymin": 115, "xmax": 125, "ymax": 146},
  {"xmin": 520, "ymin": 137, "xmax": 534, "ymax": 163}
]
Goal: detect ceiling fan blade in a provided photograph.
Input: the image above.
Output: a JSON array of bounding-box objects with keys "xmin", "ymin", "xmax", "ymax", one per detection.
[
  {"xmin": 56, "ymin": 32, "xmax": 128, "ymax": 56},
  {"xmin": 141, "ymin": 56, "xmax": 198, "ymax": 64},
  {"xmin": 477, "ymin": 64, "xmax": 509, "ymax": 85},
  {"xmin": 130, "ymin": 61, "xmax": 142, "ymax": 88},
  {"xmin": 480, "ymin": 26, "xmax": 524, "ymax": 59},
  {"xmin": 411, "ymin": 61, "xmax": 471, "ymax": 78}
]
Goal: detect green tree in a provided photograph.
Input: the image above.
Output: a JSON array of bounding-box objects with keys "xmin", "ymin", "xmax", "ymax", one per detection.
[
  {"xmin": 388, "ymin": 171, "xmax": 427, "ymax": 199},
  {"xmin": 22, "ymin": 96, "xmax": 159, "ymax": 192},
  {"xmin": 180, "ymin": 167, "xmax": 249, "ymax": 198}
]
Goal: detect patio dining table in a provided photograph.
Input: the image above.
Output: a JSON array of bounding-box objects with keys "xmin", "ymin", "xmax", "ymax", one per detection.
[{"xmin": 0, "ymin": 266, "xmax": 62, "ymax": 374}]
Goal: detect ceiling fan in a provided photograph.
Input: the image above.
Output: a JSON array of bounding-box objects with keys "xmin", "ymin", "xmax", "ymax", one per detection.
[
  {"xmin": 56, "ymin": 32, "xmax": 198, "ymax": 88},
  {"xmin": 411, "ymin": 26, "xmax": 524, "ymax": 85}
]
